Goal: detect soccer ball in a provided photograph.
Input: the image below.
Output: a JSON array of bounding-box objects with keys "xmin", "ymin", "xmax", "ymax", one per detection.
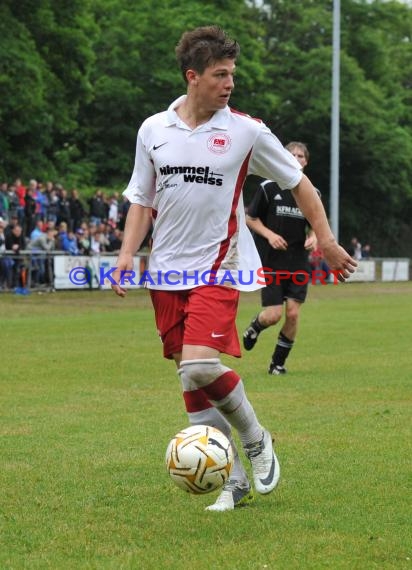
[{"xmin": 165, "ymin": 425, "xmax": 233, "ymax": 494}]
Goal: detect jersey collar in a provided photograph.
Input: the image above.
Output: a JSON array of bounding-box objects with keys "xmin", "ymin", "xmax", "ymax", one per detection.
[{"xmin": 165, "ymin": 95, "xmax": 230, "ymax": 130}]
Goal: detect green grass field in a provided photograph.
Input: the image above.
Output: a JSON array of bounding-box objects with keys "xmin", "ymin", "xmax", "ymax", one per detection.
[{"xmin": 1, "ymin": 282, "xmax": 411, "ymax": 569}]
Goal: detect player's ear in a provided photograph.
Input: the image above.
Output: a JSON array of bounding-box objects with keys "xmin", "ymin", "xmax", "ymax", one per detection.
[{"xmin": 186, "ymin": 69, "xmax": 199, "ymax": 86}]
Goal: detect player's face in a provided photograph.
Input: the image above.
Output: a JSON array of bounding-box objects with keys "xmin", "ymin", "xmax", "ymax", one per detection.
[
  {"xmin": 194, "ymin": 59, "xmax": 236, "ymax": 110},
  {"xmin": 289, "ymin": 147, "xmax": 308, "ymax": 170}
]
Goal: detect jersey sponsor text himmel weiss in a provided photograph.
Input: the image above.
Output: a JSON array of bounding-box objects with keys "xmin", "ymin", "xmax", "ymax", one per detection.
[{"xmin": 159, "ymin": 164, "xmax": 223, "ymax": 186}]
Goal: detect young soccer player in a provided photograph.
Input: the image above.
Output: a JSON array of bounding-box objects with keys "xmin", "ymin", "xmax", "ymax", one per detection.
[
  {"xmin": 243, "ymin": 141, "xmax": 318, "ymax": 375},
  {"xmin": 112, "ymin": 26, "xmax": 356, "ymax": 511}
]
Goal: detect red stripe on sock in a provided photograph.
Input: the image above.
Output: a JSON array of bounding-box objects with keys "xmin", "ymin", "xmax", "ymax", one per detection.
[
  {"xmin": 202, "ymin": 371, "xmax": 240, "ymax": 401},
  {"xmin": 183, "ymin": 389, "xmax": 213, "ymax": 413}
]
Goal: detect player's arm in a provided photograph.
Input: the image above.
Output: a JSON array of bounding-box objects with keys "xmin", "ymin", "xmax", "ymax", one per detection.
[
  {"xmin": 304, "ymin": 187, "xmax": 320, "ymax": 251},
  {"xmin": 112, "ymin": 204, "xmax": 152, "ymax": 297},
  {"xmin": 291, "ymin": 174, "xmax": 356, "ymax": 278},
  {"xmin": 246, "ymin": 215, "xmax": 287, "ymax": 250}
]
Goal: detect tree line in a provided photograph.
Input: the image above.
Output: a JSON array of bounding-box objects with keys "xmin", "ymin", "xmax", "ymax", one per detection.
[{"xmin": 1, "ymin": 0, "xmax": 411, "ymax": 255}]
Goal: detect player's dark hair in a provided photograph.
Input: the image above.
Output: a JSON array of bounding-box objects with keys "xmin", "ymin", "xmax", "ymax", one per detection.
[{"xmin": 175, "ymin": 26, "xmax": 240, "ymax": 82}]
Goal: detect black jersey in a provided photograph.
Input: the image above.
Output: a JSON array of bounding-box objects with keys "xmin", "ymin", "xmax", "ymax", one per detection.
[{"xmin": 248, "ymin": 180, "xmax": 314, "ymax": 272}]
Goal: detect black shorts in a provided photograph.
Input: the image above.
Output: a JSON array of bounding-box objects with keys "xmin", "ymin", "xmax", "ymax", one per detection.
[{"xmin": 261, "ymin": 271, "xmax": 308, "ymax": 306}]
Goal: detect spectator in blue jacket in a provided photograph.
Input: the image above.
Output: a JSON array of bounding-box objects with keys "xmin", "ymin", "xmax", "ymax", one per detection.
[{"xmin": 58, "ymin": 222, "xmax": 79, "ymax": 255}]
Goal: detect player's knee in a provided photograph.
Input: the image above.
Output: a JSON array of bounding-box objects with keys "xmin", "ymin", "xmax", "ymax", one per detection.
[
  {"xmin": 285, "ymin": 308, "xmax": 299, "ymax": 326},
  {"xmin": 267, "ymin": 314, "xmax": 281, "ymax": 326},
  {"xmin": 180, "ymin": 358, "xmax": 229, "ymax": 387},
  {"xmin": 263, "ymin": 307, "xmax": 282, "ymax": 326}
]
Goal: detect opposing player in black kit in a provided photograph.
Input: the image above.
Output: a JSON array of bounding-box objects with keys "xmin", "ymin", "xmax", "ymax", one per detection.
[{"xmin": 243, "ymin": 142, "xmax": 317, "ymax": 375}]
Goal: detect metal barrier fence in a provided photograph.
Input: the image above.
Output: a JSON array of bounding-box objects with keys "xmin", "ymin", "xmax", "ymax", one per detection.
[
  {"xmin": 0, "ymin": 252, "xmax": 410, "ymax": 293},
  {"xmin": 0, "ymin": 251, "xmax": 147, "ymax": 293},
  {"xmin": 0, "ymin": 250, "xmax": 56, "ymax": 293}
]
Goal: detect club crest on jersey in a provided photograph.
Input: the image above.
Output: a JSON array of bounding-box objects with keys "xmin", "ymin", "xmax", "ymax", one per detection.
[{"xmin": 207, "ymin": 133, "xmax": 232, "ymax": 154}]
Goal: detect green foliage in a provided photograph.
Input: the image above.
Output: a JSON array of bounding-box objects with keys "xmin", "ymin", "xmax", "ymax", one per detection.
[
  {"xmin": 0, "ymin": 5, "xmax": 53, "ymax": 178},
  {"xmin": 254, "ymin": 0, "xmax": 412, "ymax": 255},
  {"xmin": 338, "ymin": 1, "xmax": 412, "ymax": 253},
  {"xmin": 0, "ymin": 0, "xmax": 96, "ymax": 181},
  {"xmin": 1, "ymin": 0, "xmax": 412, "ymax": 254}
]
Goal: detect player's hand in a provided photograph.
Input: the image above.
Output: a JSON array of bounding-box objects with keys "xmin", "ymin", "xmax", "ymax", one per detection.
[
  {"xmin": 321, "ymin": 240, "xmax": 357, "ymax": 282},
  {"xmin": 304, "ymin": 235, "xmax": 317, "ymax": 251},
  {"xmin": 111, "ymin": 253, "xmax": 134, "ymax": 297},
  {"xmin": 268, "ymin": 232, "xmax": 288, "ymax": 250}
]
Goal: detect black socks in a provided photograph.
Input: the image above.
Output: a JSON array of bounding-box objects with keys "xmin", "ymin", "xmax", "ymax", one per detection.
[{"xmin": 272, "ymin": 332, "xmax": 294, "ymax": 367}]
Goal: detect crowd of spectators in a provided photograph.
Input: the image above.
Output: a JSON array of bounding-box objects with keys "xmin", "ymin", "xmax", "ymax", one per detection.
[
  {"xmin": 0, "ymin": 178, "xmax": 148, "ymax": 291},
  {"xmin": 0, "ymin": 178, "xmax": 375, "ymax": 292}
]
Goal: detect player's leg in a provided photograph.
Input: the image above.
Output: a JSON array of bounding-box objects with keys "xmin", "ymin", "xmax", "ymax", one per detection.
[
  {"xmin": 177, "ymin": 364, "xmax": 254, "ymax": 511},
  {"xmin": 175, "ymin": 355, "xmax": 245, "ymax": 477},
  {"xmin": 243, "ymin": 278, "xmax": 284, "ymax": 351},
  {"xmin": 268, "ymin": 276, "xmax": 308, "ymax": 375},
  {"xmin": 268, "ymin": 299, "xmax": 300, "ymax": 374},
  {"xmin": 181, "ymin": 286, "xmax": 280, "ymax": 497},
  {"xmin": 150, "ymin": 289, "xmax": 253, "ymax": 511},
  {"xmin": 180, "ymin": 356, "xmax": 280, "ymax": 497}
]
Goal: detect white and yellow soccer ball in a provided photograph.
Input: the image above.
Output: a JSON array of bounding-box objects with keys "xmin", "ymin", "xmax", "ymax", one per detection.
[{"xmin": 165, "ymin": 425, "xmax": 233, "ymax": 494}]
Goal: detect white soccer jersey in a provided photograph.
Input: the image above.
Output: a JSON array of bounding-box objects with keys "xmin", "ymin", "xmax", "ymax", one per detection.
[{"xmin": 123, "ymin": 95, "xmax": 303, "ymax": 291}]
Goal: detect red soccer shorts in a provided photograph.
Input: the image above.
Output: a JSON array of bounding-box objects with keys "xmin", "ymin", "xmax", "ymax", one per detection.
[{"xmin": 150, "ymin": 285, "xmax": 241, "ymax": 359}]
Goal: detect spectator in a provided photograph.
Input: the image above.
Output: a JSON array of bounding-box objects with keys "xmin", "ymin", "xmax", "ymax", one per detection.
[
  {"xmin": 57, "ymin": 221, "xmax": 68, "ymax": 250},
  {"xmin": 309, "ymin": 246, "xmax": 331, "ymax": 284},
  {"xmin": 78, "ymin": 220, "xmax": 89, "ymax": 233},
  {"xmin": 76, "ymin": 228, "xmax": 91, "ymax": 255},
  {"xmin": 30, "ymin": 220, "xmax": 45, "ymax": 241},
  {"xmin": 97, "ymin": 222, "xmax": 111, "ymax": 250},
  {"xmin": 35, "ymin": 183, "xmax": 49, "ymax": 222},
  {"xmin": 44, "ymin": 181, "xmax": 54, "ymax": 194},
  {"xmin": 14, "ymin": 178, "xmax": 26, "ymax": 225},
  {"xmin": 362, "ymin": 244, "xmax": 372, "ymax": 258},
  {"xmin": 57, "ymin": 188, "xmax": 71, "ymax": 227},
  {"xmin": 28, "ymin": 227, "xmax": 57, "ymax": 284},
  {"xmin": 28, "ymin": 227, "xmax": 57, "ymax": 253},
  {"xmin": 348, "ymin": 237, "xmax": 362, "ymax": 260},
  {"xmin": 45, "ymin": 220, "xmax": 56, "ymax": 233},
  {"xmin": 69, "ymin": 189, "xmax": 86, "ymax": 232},
  {"xmin": 0, "ymin": 183, "xmax": 9, "ymax": 220},
  {"xmin": 24, "ymin": 183, "xmax": 37, "ymax": 237},
  {"xmin": 108, "ymin": 192, "xmax": 119, "ymax": 227},
  {"xmin": 0, "ymin": 218, "xmax": 6, "ymax": 248},
  {"xmin": 62, "ymin": 231, "xmax": 79, "ymax": 255},
  {"xmin": 5, "ymin": 224, "xmax": 26, "ymax": 288},
  {"xmin": 47, "ymin": 189, "xmax": 60, "ymax": 224},
  {"xmin": 4, "ymin": 215, "xmax": 18, "ymax": 241},
  {"xmin": 0, "ymin": 217, "xmax": 10, "ymax": 289},
  {"xmin": 90, "ymin": 230, "xmax": 103, "ymax": 254},
  {"xmin": 88, "ymin": 190, "xmax": 107, "ymax": 225},
  {"xmin": 58, "ymin": 222, "xmax": 78, "ymax": 255},
  {"xmin": 107, "ymin": 227, "xmax": 123, "ymax": 252},
  {"xmin": 7, "ymin": 185, "xmax": 18, "ymax": 221}
]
